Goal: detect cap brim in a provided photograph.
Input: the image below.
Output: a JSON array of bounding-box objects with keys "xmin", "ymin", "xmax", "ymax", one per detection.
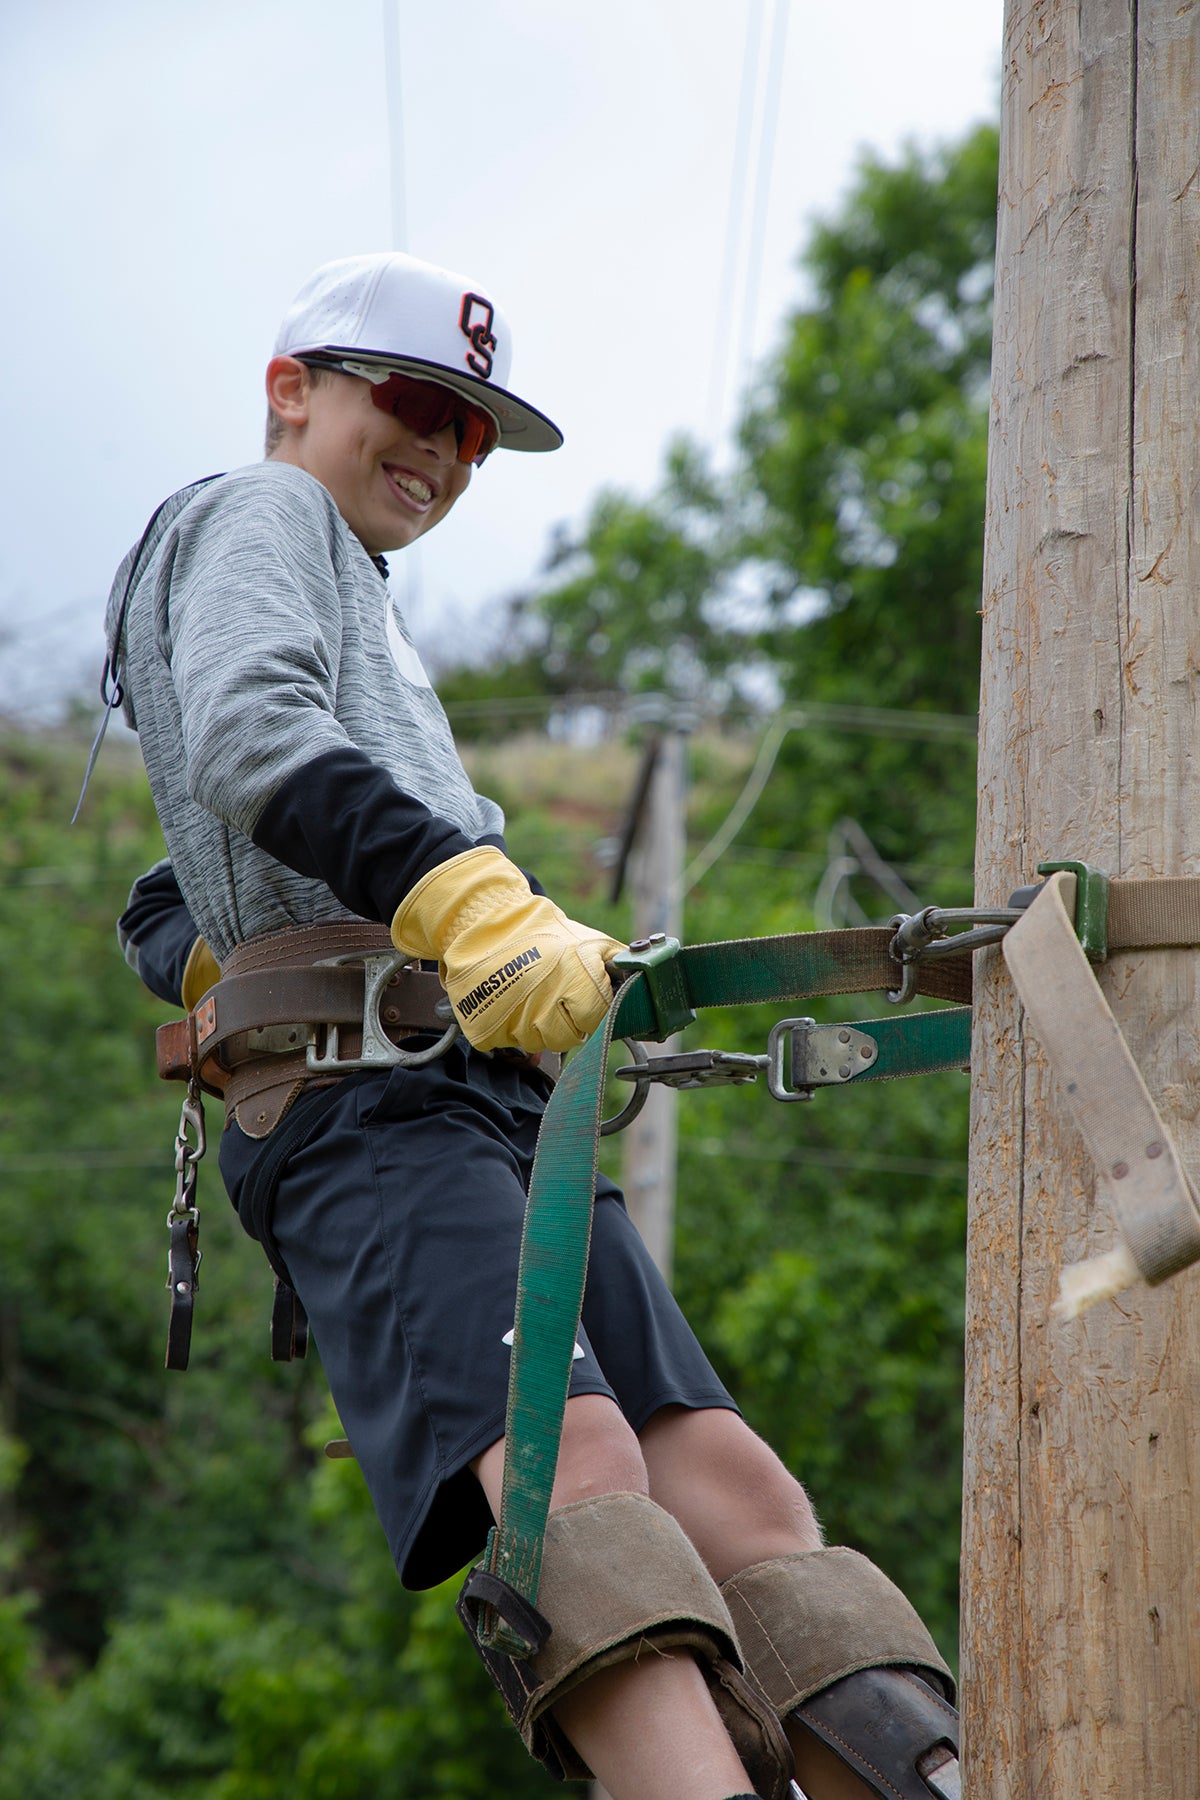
[{"xmin": 296, "ymin": 347, "xmax": 563, "ymax": 452}]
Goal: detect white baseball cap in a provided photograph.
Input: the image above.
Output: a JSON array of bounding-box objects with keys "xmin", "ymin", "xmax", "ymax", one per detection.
[{"xmin": 273, "ymin": 251, "xmax": 562, "ymax": 453}]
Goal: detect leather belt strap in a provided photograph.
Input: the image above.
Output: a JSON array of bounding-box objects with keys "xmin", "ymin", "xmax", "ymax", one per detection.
[
  {"xmin": 193, "ymin": 963, "xmax": 448, "ymax": 1065},
  {"xmin": 155, "ymin": 921, "xmax": 448, "ymax": 1139},
  {"xmin": 1003, "ymin": 870, "xmax": 1200, "ymax": 1314}
]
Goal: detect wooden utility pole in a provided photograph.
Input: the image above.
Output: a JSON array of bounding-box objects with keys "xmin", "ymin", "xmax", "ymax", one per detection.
[
  {"xmin": 965, "ymin": 5, "xmax": 1200, "ymax": 1795},
  {"xmin": 620, "ymin": 717, "xmax": 690, "ymax": 1276}
]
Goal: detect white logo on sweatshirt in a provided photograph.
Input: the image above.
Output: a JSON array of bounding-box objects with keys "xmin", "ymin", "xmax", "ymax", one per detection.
[
  {"xmin": 502, "ymin": 1328, "xmax": 585, "ymax": 1361},
  {"xmin": 386, "ymin": 603, "xmax": 433, "ymax": 689}
]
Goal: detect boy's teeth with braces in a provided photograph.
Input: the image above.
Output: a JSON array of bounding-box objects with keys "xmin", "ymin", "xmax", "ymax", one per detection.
[{"xmin": 394, "ymin": 473, "xmax": 433, "ymax": 504}]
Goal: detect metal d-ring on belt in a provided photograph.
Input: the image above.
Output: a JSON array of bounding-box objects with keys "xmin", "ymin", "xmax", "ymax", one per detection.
[
  {"xmin": 157, "ymin": 931, "xmax": 459, "ymax": 1102},
  {"xmin": 188, "ymin": 936, "xmax": 459, "ymax": 1081}
]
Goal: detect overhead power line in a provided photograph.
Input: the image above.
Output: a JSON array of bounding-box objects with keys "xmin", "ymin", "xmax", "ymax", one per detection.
[
  {"xmin": 436, "ymin": 691, "xmax": 976, "ymax": 734},
  {"xmin": 707, "ymin": 0, "xmax": 765, "ymax": 438},
  {"xmin": 737, "ymin": 0, "xmax": 790, "ymax": 405},
  {"xmin": 706, "ymin": 0, "xmax": 790, "ymax": 444},
  {"xmin": 381, "ymin": 0, "xmax": 424, "ymax": 640},
  {"xmin": 683, "ymin": 702, "xmax": 977, "ymax": 896},
  {"xmin": 0, "ymin": 1149, "xmax": 163, "ymax": 1174},
  {"xmin": 382, "ymin": 0, "xmax": 408, "ymax": 254},
  {"xmin": 683, "ymin": 713, "xmax": 788, "ymax": 896},
  {"xmin": 685, "ymin": 1136, "xmax": 968, "ymax": 1180}
]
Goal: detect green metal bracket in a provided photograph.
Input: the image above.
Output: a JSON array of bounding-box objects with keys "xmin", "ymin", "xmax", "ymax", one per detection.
[
  {"xmin": 610, "ymin": 933, "xmax": 697, "ymax": 1041},
  {"xmin": 1037, "ymin": 859, "xmax": 1110, "ymax": 962}
]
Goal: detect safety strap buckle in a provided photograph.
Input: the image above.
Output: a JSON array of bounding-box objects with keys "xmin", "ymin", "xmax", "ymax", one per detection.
[
  {"xmin": 609, "ymin": 933, "xmax": 696, "ymax": 1041},
  {"xmin": 601, "ymin": 1043, "xmax": 765, "ymax": 1136},
  {"xmin": 1033, "ymin": 859, "xmax": 1110, "ymax": 961},
  {"xmin": 305, "ymin": 950, "xmax": 459, "ymax": 1072},
  {"xmin": 614, "ymin": 1047, "xmax": 765, "ymax": 1091},
  {"xmin": 766, "ymin": 1017, "xmax": 880, "ymax": 1102}
]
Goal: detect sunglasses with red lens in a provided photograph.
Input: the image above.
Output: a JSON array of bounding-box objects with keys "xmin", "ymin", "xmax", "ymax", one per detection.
[
  {"xmin": 368, "ymin": 371, "xmax": 500, "ymax": 465},
  {"xmin": 322, "ymin": 361, "xmax": 500, "ymax": 465}
]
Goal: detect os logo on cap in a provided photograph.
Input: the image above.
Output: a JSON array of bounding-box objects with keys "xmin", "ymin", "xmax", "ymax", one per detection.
[
  {"xmin": 460, "ymin": 293, "xmax": 497, "ymax": 380},
  {"xmin": 273, "ymin": 252, "xmax": 563, "ymax": 452}
]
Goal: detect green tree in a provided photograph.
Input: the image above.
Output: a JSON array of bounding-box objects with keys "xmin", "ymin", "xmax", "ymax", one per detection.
[
  {"xmin": 745, "ymin": 123, "xmax": 996, "ymax": 716},
  {"xmin": 733, "ymin": 124, "xmax": 996, "ymax": 884}
]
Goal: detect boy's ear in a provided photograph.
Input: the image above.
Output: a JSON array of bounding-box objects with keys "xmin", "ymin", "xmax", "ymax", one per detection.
[{"xmin": 265, "ymin": 355, "xmax": 312, "ymax": 428}]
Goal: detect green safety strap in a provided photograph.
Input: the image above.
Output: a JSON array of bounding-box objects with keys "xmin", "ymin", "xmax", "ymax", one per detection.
[
  {"xmin": 820, "ymin": 1005, "xmax": 971, "ymax": 1083},
  {"xmin": 472, "ymin": 926, "xmax": 972, "ymax": 1654},
  {"xmin": 614, "ymin": 925, "xmax": 973, "ymax": 1028}
]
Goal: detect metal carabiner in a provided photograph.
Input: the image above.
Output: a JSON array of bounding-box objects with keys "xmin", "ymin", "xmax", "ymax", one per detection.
[
  {"xmin": 165, "ymin": 1078, "xmax": 206, "ymax": 1370},
  {"xmin": 168, "ymin": 1083, "xmax": 206, "ymax": 1222},
  {"xmin": 887, "ymin": 905, "xmax": 1024, "ymax": 1003}
]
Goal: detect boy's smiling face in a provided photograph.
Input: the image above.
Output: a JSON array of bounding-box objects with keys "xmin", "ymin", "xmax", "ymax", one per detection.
[{"xmin": 266, "ymin": 357, "xmax": 472, "ymax": 555}]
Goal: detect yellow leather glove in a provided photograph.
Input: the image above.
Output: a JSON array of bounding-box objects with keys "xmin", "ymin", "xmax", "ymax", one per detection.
[
  {"xmin": 391, "ymin": 847, "xmax": 625, "ymax": 1053},
  {"xmin": 181, "ymin": 936, "xmax": 221, "ymax": 1010}
]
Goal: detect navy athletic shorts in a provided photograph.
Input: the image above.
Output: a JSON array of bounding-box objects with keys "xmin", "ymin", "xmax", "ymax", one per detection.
[{"xmin": 219, "ymin": 1042, "xmax": 737, "ymax": 1590}]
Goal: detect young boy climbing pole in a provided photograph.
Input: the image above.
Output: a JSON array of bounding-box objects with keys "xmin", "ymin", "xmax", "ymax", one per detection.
[{"xmin": 107, "ymin": 250, "xmax": 960, "ymax": 1800}]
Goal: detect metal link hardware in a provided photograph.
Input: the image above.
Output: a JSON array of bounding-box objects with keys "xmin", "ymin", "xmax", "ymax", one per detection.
[
  {"xmin": 887, "ymin": 905, "xmax": 1026, "ymax": 1004},
  {"xmin": 922, "ymin": 1751, "xmax": 963, "ymax": 1799},
  {"xmin": 766, "ymin": 1017, "xmax": 880, "ymax": 1101},
  {"xmin": 600, "ymin": 1040, "xmax": 765, "ymax": 1136},
  {"xmin": 599, "ymin": 1021, "xmax": 884, "ymax": 1131},
  {"xmin": 609, "ymin": 933, "xmax": 697, "ymax": 1041},
  {"xmin": 165, "ymin": 1077, "xmax": 206, "ymax": 1370},
  {"xmin": 305, "ymin": 949, "xmax": 459, "ymax": 1072},
  {"xmin": 887, "ymin": 861, "xmax": 1113, "ymax": 1002}
]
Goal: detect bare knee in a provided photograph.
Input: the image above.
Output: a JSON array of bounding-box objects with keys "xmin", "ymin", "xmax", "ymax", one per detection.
[
  {"xmin": 639, "ymin": 1406, "xmax": 822, "ymax": 1579},
  {"xmin": 472, "ymin": 1393, "xmax": 648, "ymax": 1521},
  {"xmin": 553, "ymin": 1393, "xmax": 648, "ymax": 1507}
]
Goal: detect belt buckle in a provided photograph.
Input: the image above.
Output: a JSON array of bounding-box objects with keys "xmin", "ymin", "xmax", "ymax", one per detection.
[{"xmin": 305, "ymin": 950, "xmax": 458, "ymax": 1072}]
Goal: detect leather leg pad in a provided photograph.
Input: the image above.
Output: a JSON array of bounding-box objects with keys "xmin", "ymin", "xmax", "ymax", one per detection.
[
  {"xmin": 457, "ymin": 1492, "xmax": 793, "ymax": 1795},
  {"xmin": 720, "ymin": 1548, "xmax": 958, "ymax": 1799},
  {"xmin": 720, "ymin": 1546, "xmax": 955, "ymax": 1714}
]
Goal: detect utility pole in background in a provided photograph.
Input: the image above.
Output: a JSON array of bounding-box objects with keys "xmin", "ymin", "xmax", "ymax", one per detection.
[
  {"xmin": 965, "ymin": 4, "xmax": 1200, "ymax": 1794},
  {"xmin": 611, "ymin": 699, "xmax": 693, "ymax": 1275},
  {"xmin": 592, "ymin": 699, "xmax": 692, "ymax": 1800}
]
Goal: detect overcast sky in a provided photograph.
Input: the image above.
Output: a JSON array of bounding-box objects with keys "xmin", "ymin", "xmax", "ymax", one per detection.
[{"xmin": 0, "ymin": 0, "xmax": 1001, "ymax": 721}]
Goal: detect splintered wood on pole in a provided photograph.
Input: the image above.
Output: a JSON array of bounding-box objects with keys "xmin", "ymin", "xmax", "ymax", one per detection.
[{"xmin": 965, "ymin": 3, "xmax": 1200, "ymax": 1795}]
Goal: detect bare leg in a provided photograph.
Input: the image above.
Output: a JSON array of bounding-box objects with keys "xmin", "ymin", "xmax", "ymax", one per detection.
[
  {"xmin": 638, "ymin": 1405, "xmax": 822, "ymax": 1580},
  {"xmin": 554, "ymin": 1651, "xmax": 756, "ymax": 1800},
  {"xmin": 641, "ymin": 1409, "xmax": 879, "ymax": 1800},
  {"xmin": 472, "ymin": 1394, "xmax": 754, "ymax": 1800}
]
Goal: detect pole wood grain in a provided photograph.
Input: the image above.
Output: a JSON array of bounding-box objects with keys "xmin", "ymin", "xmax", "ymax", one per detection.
[{"xmin": 966, "ymin": 2, "xmax": 1200, "ymax": 1793}]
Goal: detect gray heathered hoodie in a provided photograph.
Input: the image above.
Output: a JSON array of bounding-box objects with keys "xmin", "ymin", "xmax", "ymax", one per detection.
[{"xmin": 105, "ymin": 461, "xmax": 504, "ymax": 961}]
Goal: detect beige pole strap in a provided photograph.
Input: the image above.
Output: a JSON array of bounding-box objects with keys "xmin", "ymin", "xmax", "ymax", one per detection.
[
  {"xmin": 1002, "ymin": 870, "xmax": 1200, "ymax": 1316},
  {"xmin": 1107, "ymin": 875, "xmax": 1200, "ymax": 951}
]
